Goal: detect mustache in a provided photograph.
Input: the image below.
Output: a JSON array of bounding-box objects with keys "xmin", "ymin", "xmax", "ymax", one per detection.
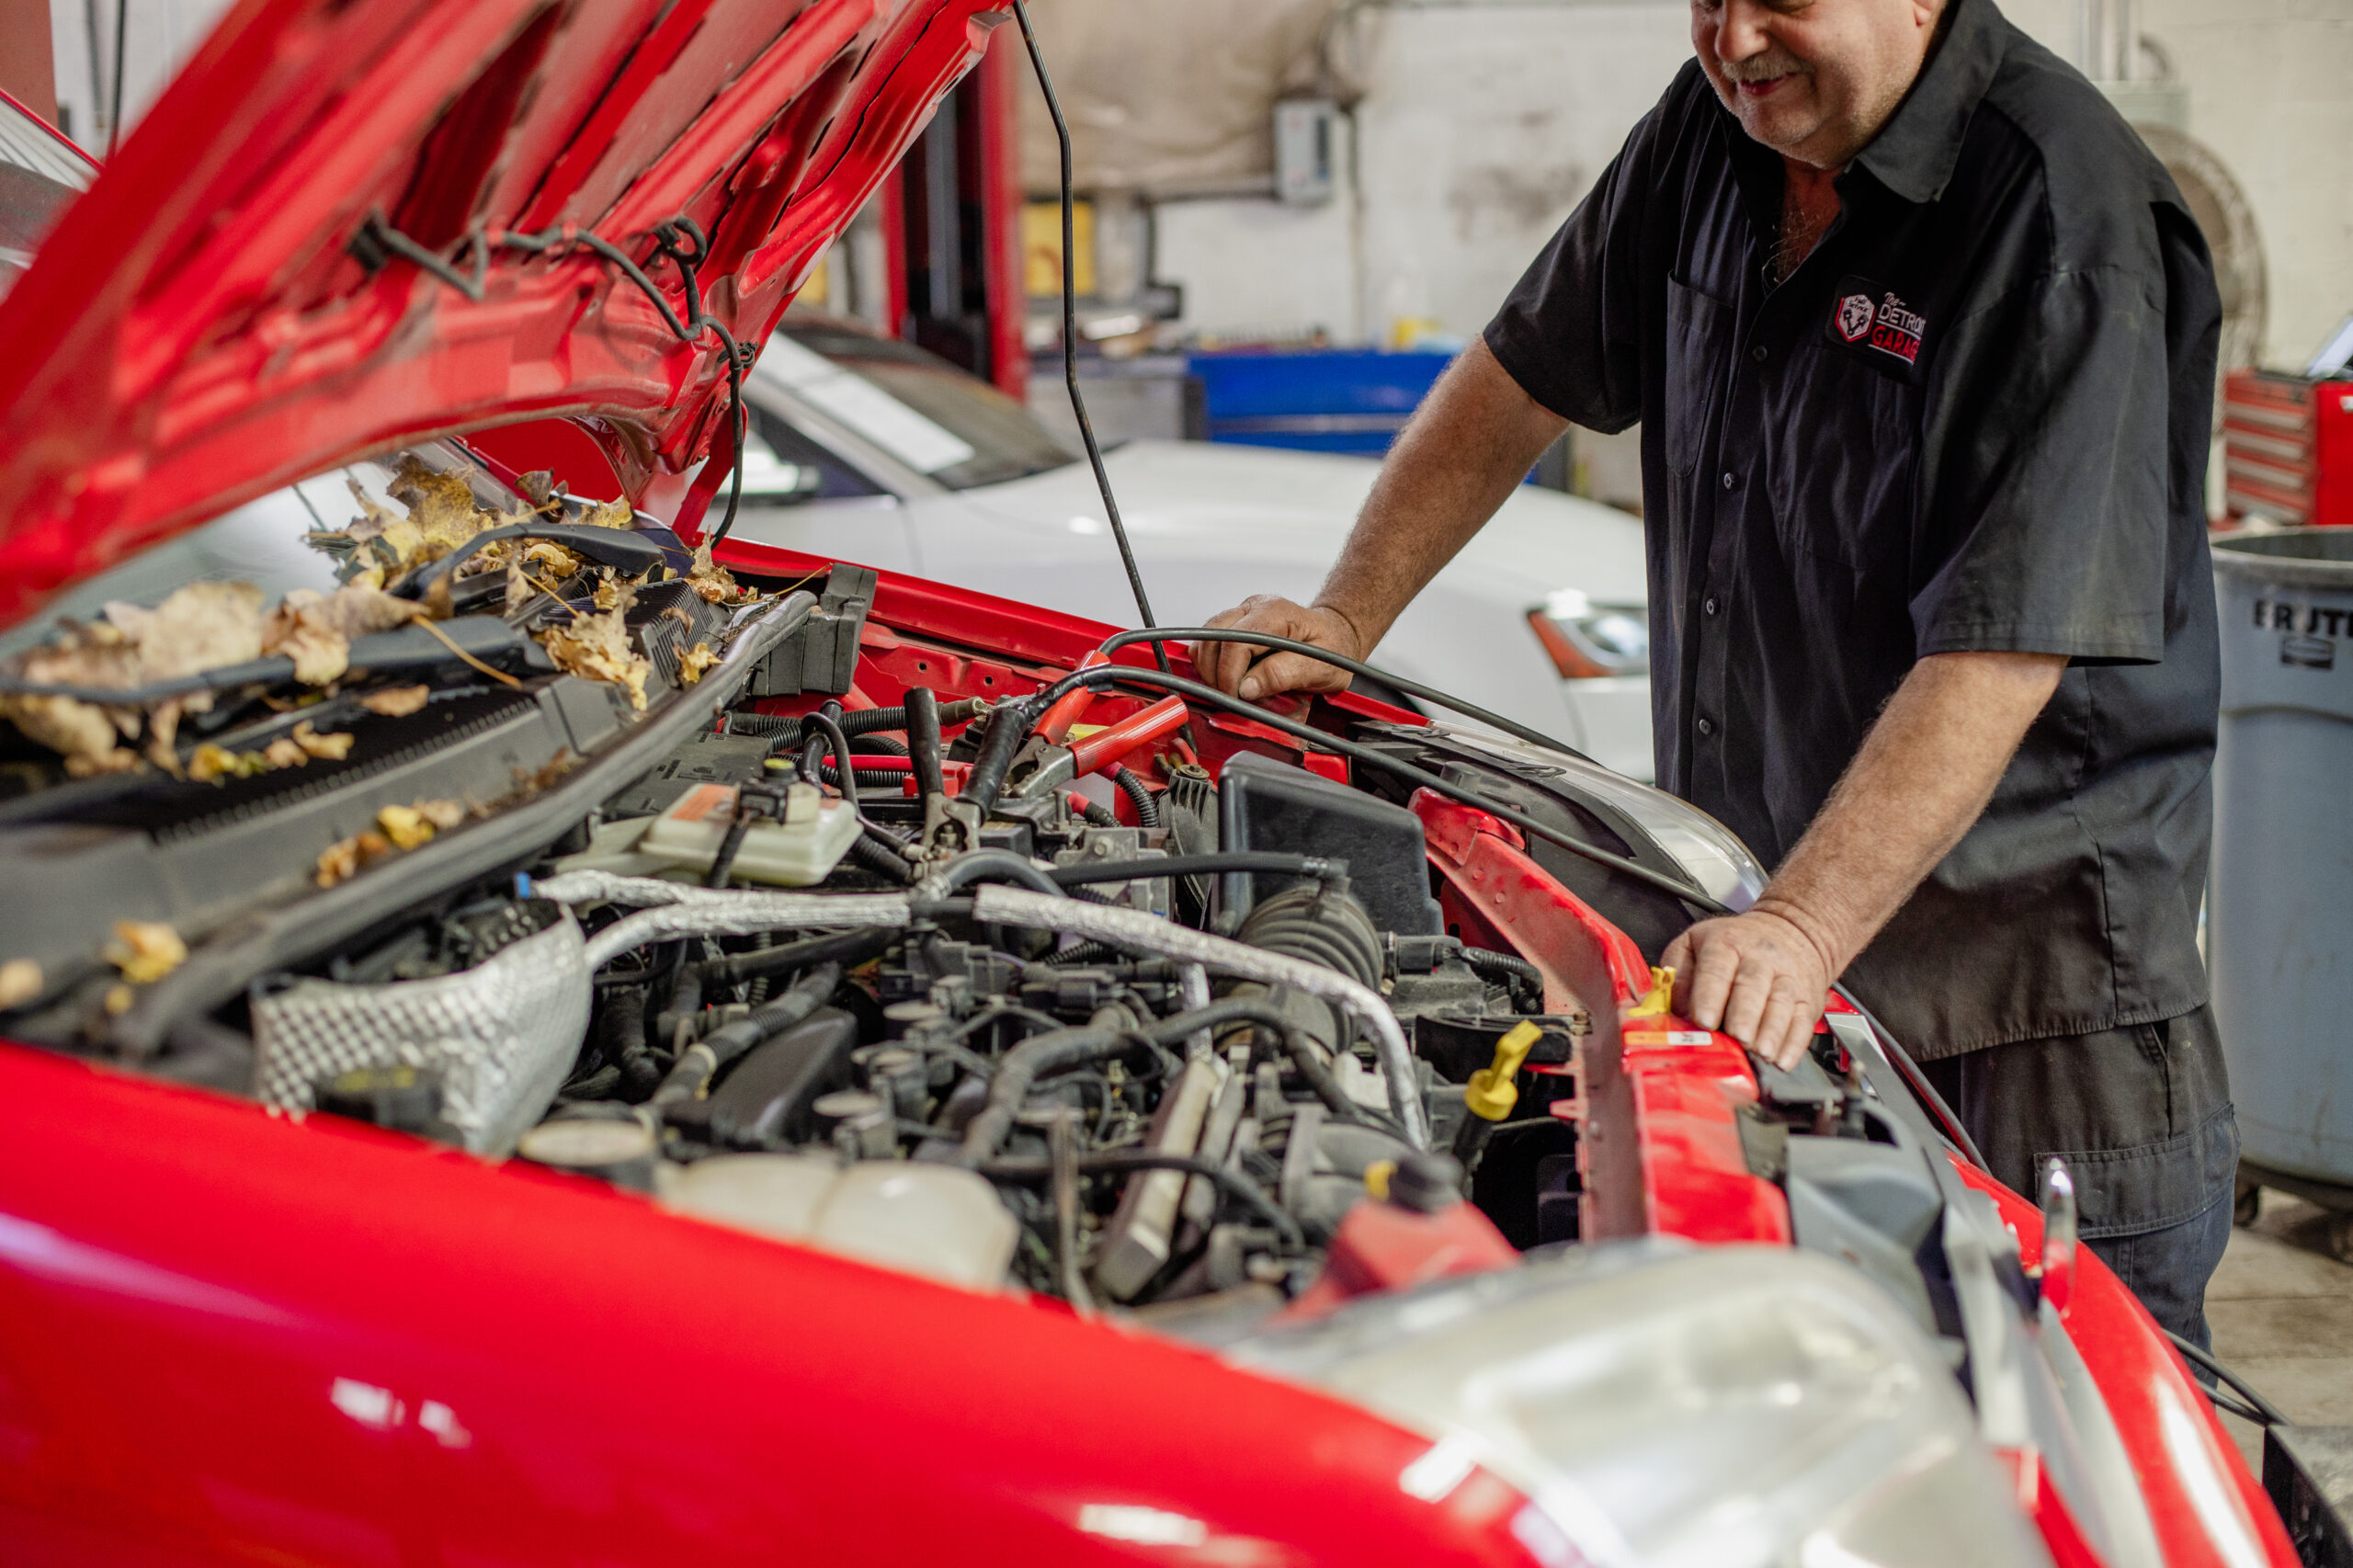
[{"xmin": 1718, "ymin": 47, "xmax": 1813, "ymax": 84}]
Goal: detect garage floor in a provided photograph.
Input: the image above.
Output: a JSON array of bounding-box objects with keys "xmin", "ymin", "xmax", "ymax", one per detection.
[{"xmin": 2210, "ymin": 1191, "xmax": 2353, "ymax": 1472}]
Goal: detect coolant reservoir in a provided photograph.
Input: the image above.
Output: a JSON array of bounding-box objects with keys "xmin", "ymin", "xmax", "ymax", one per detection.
[
  {"xmin": 658, "ymin": 1154, "xmax": 1018, "ymax": 1290},
  {"xmin": 638, "ymin": 781, "xmax": 861, "ymax": 885}
]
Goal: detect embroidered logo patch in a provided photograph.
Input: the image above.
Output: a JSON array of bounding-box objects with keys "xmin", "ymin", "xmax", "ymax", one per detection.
[
  {"xmin": 1836, "ymin": 292, "xmax": 1874, "ymax": 342},
  {"xmin": 1826, "ymin": 275, "xmax": 1927, "ymax": 369}
]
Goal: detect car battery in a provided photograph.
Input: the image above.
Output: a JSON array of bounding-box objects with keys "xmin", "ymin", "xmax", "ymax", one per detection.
[{"xmin": 2222, "ymin": 369, "xmax": 2353, "ymax": 528}]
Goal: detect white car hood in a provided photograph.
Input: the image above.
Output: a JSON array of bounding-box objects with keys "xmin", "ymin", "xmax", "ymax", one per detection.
[{"xmin": 951, "ymin": 439, "xmax": 1649, "ymax": 615}]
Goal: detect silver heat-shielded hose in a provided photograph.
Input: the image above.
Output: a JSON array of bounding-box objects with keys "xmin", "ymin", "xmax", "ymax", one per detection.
[
  {"xmin": 529, "ymin": 872, "xmax": 915, "ymax": 968},
  {"xmin": 967, "ymin": 884, "xmax": 1430, "ymax": 1150},
  {"xmin": 529, "ymin": 870, "xmax": 1430, "ymax": 1148}
]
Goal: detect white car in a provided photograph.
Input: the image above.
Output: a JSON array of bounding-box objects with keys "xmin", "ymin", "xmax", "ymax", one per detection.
[{"xmin": 731, "ymin": 318, "xmax": 1657, "ymax": 778}]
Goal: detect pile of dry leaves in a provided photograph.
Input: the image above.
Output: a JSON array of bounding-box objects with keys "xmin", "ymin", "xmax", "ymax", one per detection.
[{"xmin": 0, "ymin": 453, "xmax": 754, "ymax": 773}]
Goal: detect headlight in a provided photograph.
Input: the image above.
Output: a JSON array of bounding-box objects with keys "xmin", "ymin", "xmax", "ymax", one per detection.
[
  {"xmin": 1529, "ymin": 588, "xmax": 1649, "ymax": 679},
  {"xmin": 1232, "ymin": 1244, "xmax": 2050, "ymax": 1568}
]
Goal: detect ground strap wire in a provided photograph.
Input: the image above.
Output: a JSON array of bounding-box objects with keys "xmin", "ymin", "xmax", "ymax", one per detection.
[{"xmin": 352, "ymin": 212, "xmax": 756, "ymax": 549}]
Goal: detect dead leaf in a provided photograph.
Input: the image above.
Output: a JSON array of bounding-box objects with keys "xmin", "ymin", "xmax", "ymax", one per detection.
[
  {"xmin": 686, "ymin": 541, "xmax": 749, "ymax": 604},
  {"xmin": 415, "ymin": 798, "xmax": 466, "ymax": 830},
  {"xmin": 377, "ymin": 803, "xmax": 435, "ymax": 850},
  {"xmin": 105, "ymin": 920, "xmax": 187, "ymax": 985},
  {"xmin": 677, "ymin": 642, "xmax": 719, "ymax": 686},
  {"xmin": 0, "ymin": 959, "xmax": 41, "ymax": 1008},
  {"xmin": 104, "ymin": 984, "xmax": 133, "ymax": 1016},
  {"xmin": 260, "ymin": 585, "xmax": 421, "ymax": 687},
  {"xmin": 541, "ymin": 596, "xmax": 650, "ymax": 711},
  {"xmin": 188, "ymin": 743, "xmax": 264, "ymax": 783},
  {"xmin": 357, "ymin": 686, "xmax": 430, "ymax": 717},
  {"xmin": 261, "ymin": 737, "xmax": 306, "ymax": 769},
  {"xmin": 291, "ymin": 722, "xmax": 353, "ymax": 761},
  {"xmin": 315, "ymin": 829, "xmax": 395, "ymax": 888}
]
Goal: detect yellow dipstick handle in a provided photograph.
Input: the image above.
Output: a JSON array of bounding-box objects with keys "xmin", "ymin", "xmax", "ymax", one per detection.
[
  {"xmin": 1465, "ymin": 1020, "xmax": 1543, "ymax": 1122},
  {"xmin": 1626, "ymin": 965, "xmax": 1676, "ymax": 1019}
]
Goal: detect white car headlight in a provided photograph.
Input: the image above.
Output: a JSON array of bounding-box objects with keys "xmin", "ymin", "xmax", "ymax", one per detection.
[
  {"xmin": 1233, "ymin": 1244, "xmax": 2050, "ymax": 1568},
  {"xmin": 1529, "ymin": 587, "xmax": 1650, "ymax": 679}
]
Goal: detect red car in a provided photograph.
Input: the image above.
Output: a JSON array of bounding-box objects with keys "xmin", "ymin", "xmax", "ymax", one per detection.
[{"xmin": 0, "ymin": 2, "xmax": 2309, "ymax": 1564}]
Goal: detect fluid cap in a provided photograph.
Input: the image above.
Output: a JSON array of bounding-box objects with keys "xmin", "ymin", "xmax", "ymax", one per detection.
[
  {"xmin": 1385, "ymin": 1151, "xmax": 1465, "ymax": 1214},
  {"xmin": 316, "ymin": 1063, "xmax": 451, "ymax": 1139},
  {"xmin": 517, "ymin": 1108, "xmax": 660, "ymax": 1191}
]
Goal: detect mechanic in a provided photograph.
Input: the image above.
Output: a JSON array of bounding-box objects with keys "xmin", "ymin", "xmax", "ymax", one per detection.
[{"xmin": 1198, "ymin": 0, "xmax": 2234, "ymax": 1345}]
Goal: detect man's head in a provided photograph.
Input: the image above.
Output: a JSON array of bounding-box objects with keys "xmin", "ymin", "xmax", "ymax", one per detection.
[{"xmin": 1693, "ymin": 0, "xmax": 1945, "ymax": 169}]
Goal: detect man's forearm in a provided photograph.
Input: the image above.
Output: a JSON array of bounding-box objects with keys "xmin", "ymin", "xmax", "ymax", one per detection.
[
  {"xmin": 1313, "ymin": 338, "xmax": 1568, "ymax": 649},
  {"xmin": 1754, "ymin": 650, "xmax": 2067, "ymax": 974}
]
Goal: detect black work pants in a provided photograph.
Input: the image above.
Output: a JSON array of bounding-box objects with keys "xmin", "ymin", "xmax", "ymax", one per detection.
[{"xmin": 1918, "ymin": 1005, "xmax": 2237, "ymax": 1349}]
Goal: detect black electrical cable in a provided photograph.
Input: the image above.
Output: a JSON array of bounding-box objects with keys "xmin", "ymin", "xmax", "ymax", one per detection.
[
  {"xmin": 1069, "ymin": 795, "xmax": 1119, "ymax": 828},
  {"xmin": 2167, "ymin": 1333, "xmax": 2289, "ymax": 1425},
  {"xmin": 1462, "ymin": 946, "xmax": 1543, "ymax": 992},
  {"xmin": 848, "ymin": 829, "xmax": 917, "ymax": 884},
  {"xmin": 1109, "ymin": 764, "xmax": 1161, "ymax": 827},
  {"xmin": 1011, "ymin": 1, "xmax": 1172, "ymax": 683},
  {"xmin": 816, "ymin": 763, "xmax": 915, "ymax": 791},
  {"xmin": 981, "ymin": 1153, "xmax": 1302, "ymax": 1251},
  {"xmin": 1031, "ymin": 663, "xmax": 1731, "ymax": 915},
  {"xmin": 1100, "ymin": 628, "xmax": 1586, "ymax": 761}
]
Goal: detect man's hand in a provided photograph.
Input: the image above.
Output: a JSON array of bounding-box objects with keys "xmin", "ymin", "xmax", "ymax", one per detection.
[
  {"xmin": 1662, "ymin": 905, "xmax": 1835, "ymax": 1070},
  {"xmin": 1656, "ymin": 650, "xmax": 2067, "ymax": 1074},
  {"xmin": 1195, "ymin": 597, "xmax": 1369, "ymax": 702}
]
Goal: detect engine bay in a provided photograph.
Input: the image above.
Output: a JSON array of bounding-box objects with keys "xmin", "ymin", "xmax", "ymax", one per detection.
[{"xmin": 0, "ymin": 443, "xmax": 1751, "ymax": 1322}]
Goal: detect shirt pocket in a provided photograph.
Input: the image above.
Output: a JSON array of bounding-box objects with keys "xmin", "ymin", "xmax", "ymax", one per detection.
[
  {"xmin": 1664, "ymin": 277, "xmax": 1731, "ymax": 478},
  {"xmin": 1767, "ymin": 349, "xmax": 1922, "ymax": 574}
]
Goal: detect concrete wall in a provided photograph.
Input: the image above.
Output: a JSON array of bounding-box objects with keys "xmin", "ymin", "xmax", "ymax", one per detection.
[{"xmin": 1146, "ymin": 0, "xmax": 2353, "ymax": 371}]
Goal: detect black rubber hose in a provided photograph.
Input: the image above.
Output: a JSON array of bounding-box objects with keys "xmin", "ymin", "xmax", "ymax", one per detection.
[
  {"xmin": 811, "ymin": 703, "xmax": 860, "ymax": 808},
  {"xmin": 703, "ymin": 812, "xmax": 755, "ymax": 889},
  {"xmin": 958, "ymin": 1025, "xmax": 1126, "ymax": 1165},
  {"xmin": 850, "ymin": 827, "xmax": 917, "ymax": 884},
  {"xmin": 1110, "ymin": 765, "xmax": 1161, "ymax": 827},
  {"xmin": 1047, "ymin": 852, "xmax": 1347, "ymax": 888},
  {"xmin": 927, "ymin": 849, "xmax": 1066, "ymax": 898},
  {"xmin": 650, "ymin": 962, "xmax": 841, "ymax": 1108},
  {"xmin": 1238, "ymin": 882, "xmax": 1382, "ymax": 990},
  {"xmin": 962, "ymin": 698, "xmax": 1035, "ymax": 813},
  {"xmin": 906, "ymin": 687, "xmax": 946, "ymax": 801},
  {"xmin": 1031, "ymin": 664, "xmax": 1732, "ymax": 915},
  {"xmin": 817, "ymin": 764, "xmax": 915, "ymax": 790},
  {"xmin": 982, "ymin": 1152, "xmax": 1302, "ymax": 1251},
  {"xmin": 1463, "ymin": 946, "xmax": 1543, "ymax": 992},
  {"xmin": 688, "ymin": 926, "xmax": 899, "ymax": 989},
  {"xmin": 1169, "ymin": 995, "xmax": 1395, "ymax": 1132},
  {"xmin": 1097, "ymin": 627, "xmax": 1583, "ymax": 763}
]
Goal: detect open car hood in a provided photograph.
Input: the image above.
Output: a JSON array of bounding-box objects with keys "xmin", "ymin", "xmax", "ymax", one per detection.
[{"xmin": 0, "ymin": 0, "xmax": 1006, "ymax": 629}]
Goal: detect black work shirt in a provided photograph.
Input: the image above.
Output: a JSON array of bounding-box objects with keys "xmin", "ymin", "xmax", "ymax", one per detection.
[{"xmin": 1484, "ymin": 0, "xmax": 2222, "ymax": 1058}]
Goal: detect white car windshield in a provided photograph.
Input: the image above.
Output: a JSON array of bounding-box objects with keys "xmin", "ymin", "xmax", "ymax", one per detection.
[
  {"xmin": 770, "ymin": 320, "xmax": 1074, "ymax": 491},
  {"xmin": 0, "ymin": 94, "xmax": 97, "ymax": 300}
]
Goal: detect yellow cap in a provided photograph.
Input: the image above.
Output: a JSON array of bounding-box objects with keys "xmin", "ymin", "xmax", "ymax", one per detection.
[
  {"xmin": 1465, "ymin": 1019, "xmax": 1543, "ymax": 1121},
  {"xmin": 1363, "ymin": 1159, "xmax": 1397, "ymax": 1200},
  {"xmin": 1626, "ymin": 965, "xmax": 1676, "ymax": 1019}
]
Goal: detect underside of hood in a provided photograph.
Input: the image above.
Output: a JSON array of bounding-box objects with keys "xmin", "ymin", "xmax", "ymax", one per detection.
[{"xmin": 0, "ymin": 0, "xmax": 1006, "ymax": 629}]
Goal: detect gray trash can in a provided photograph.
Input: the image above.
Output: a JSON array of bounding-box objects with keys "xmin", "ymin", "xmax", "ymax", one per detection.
[{"xmin": 2211, "ymin": 529, "xmax": 2353, "ymax": 1221}]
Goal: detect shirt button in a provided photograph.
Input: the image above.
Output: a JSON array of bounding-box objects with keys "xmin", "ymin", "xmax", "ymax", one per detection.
[
  {"xmin": 1720, "ymin": 471, "xmax": 1740, "ymax": 491},
  {"xmin": 1703, "ymin": 596, "xmax": 1721, "ymax": 617},
  {"xmin": 1697, "ymin": 716, "xmax": 1716, "ymax": 737},
  {"xmin": 1750, "ymin": 345, "xmax": 1768, "ymax": 363}
]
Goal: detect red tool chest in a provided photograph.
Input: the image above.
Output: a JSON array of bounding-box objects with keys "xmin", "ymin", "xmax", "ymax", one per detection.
[{"xmin": 2222, "ymin": 369, "xmax": 2353, "ymax": 528}]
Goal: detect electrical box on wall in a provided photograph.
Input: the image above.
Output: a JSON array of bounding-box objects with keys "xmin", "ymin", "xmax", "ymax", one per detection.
[{"xmin": 1274, "ymin": 99, "xmax": 1337, "ymax": 207}]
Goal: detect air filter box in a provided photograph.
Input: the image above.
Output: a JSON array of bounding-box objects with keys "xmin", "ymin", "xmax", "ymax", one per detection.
[{"xmin": 1218, "ymin": 751, "xmax": 1441, "ymax": 935}]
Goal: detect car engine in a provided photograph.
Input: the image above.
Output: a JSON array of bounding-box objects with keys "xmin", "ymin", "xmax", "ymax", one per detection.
[{"xmin": 0, "ymin": 445, "xmax": 1608, "ymax": 1319}]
